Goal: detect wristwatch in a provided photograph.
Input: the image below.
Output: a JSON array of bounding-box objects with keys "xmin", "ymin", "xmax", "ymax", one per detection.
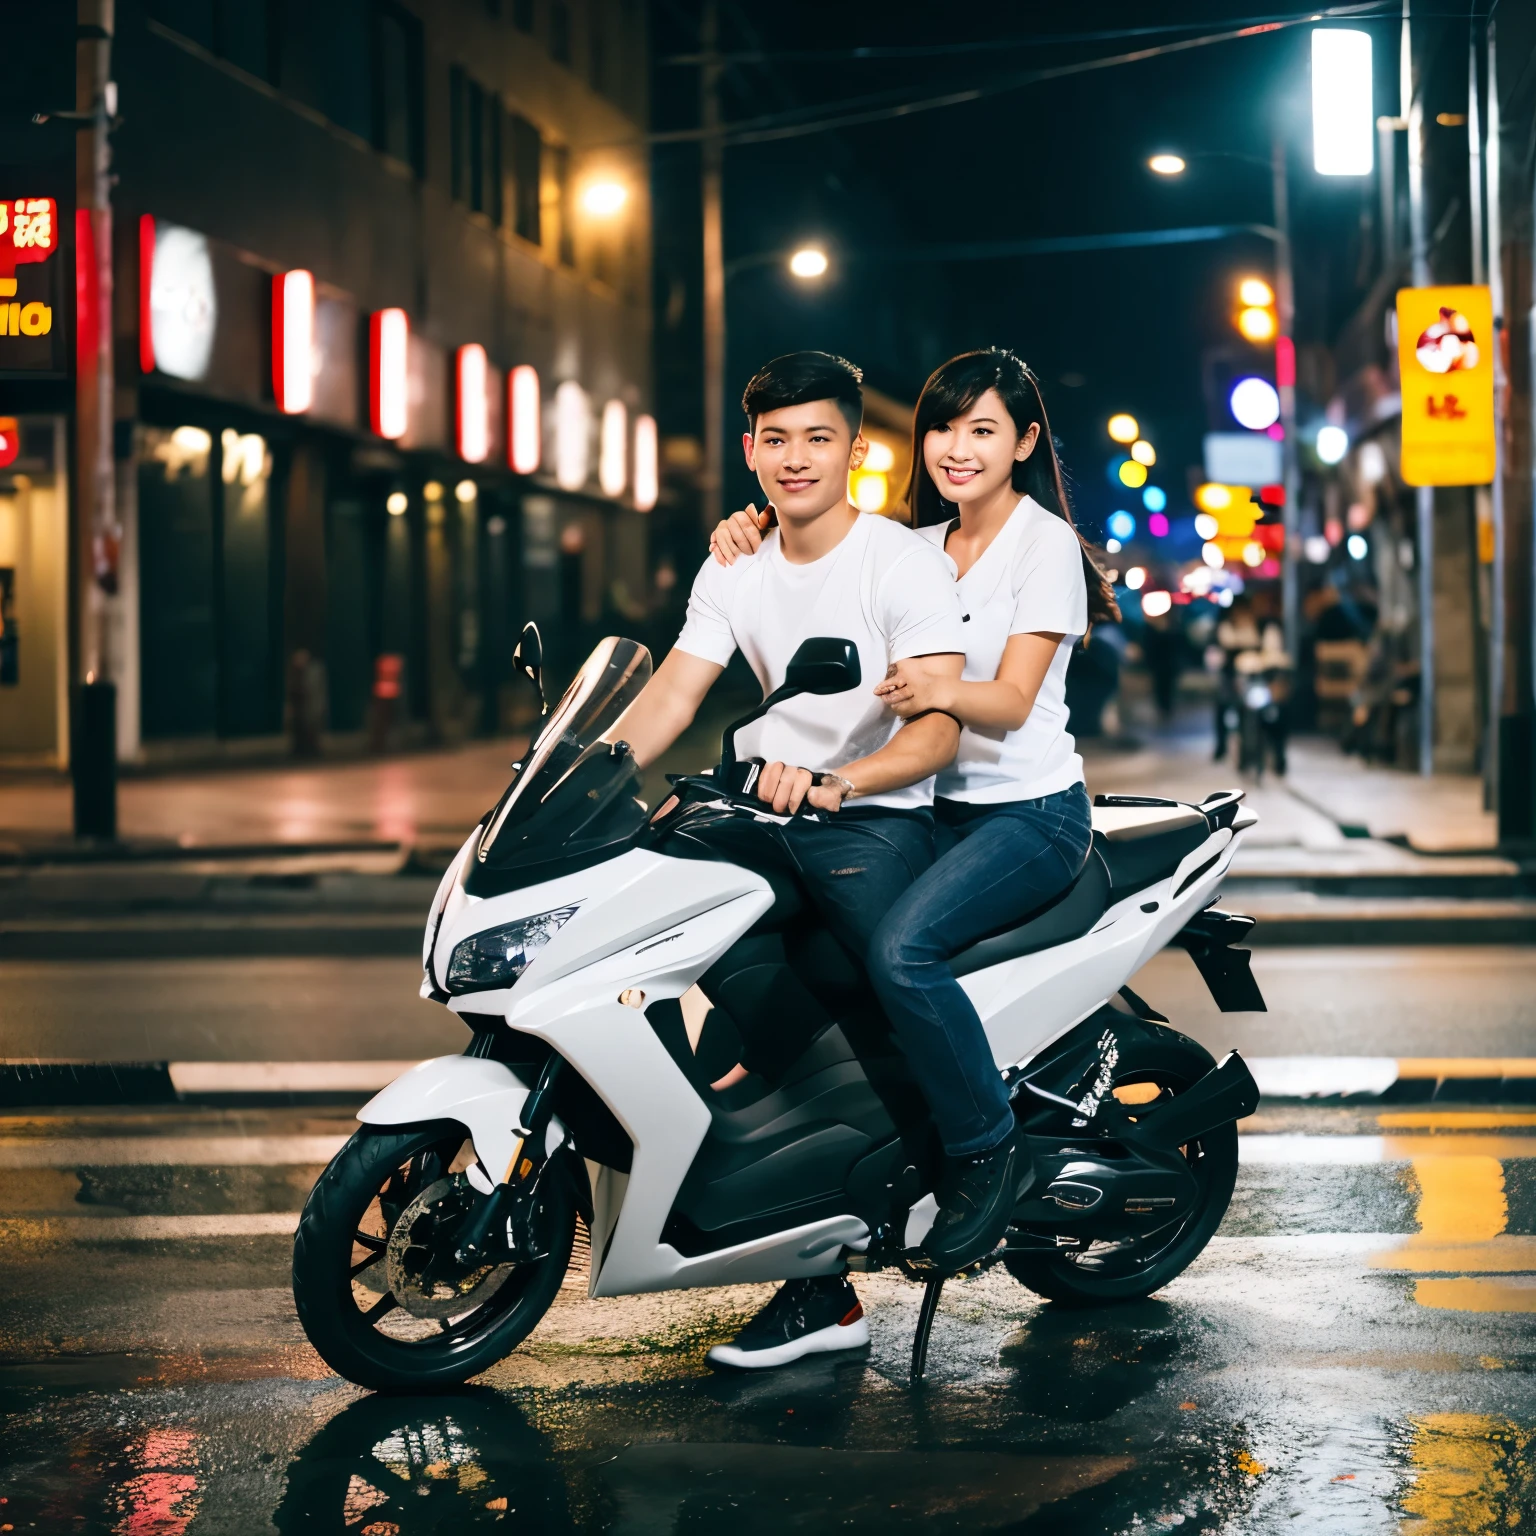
[{"xmin": 814, "ymin": 771, "xmax": 857, "ymax": 799}]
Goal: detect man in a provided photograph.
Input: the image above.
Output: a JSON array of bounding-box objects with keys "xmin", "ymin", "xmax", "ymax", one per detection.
[{"xmin": 610, "ymin": 351, "xmax": 965, "ymax": 1368}]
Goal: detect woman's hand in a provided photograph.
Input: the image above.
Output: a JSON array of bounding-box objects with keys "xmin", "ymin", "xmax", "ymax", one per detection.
[
  {"xmin": 873, "ymin": 658, "xmax": 954, "ymax": 719},
  {"xmin": 709, "ymin": 504, "xmax": 773, "ymax": 566}
]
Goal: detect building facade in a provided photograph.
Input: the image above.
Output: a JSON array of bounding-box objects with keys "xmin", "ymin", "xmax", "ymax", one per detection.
[{"xmin": 1, "ymin": 0, "xmax": 653, "ymax": 769}]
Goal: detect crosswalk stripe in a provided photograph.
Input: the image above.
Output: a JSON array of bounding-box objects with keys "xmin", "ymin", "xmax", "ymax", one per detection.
[{"xmin": 0, "ymin": 1136, "xmax": 348, "ymax": 1168}]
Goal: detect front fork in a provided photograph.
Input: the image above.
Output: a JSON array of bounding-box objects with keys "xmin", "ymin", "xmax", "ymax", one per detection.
[{"xmin": 454, "ymin": 1053, "xmax": 566, "ymax": 1266}]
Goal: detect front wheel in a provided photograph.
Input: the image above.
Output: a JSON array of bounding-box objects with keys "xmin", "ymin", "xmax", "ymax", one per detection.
[
  {"xmin": 293, "ymin": 1123, "xmax": 575, "ymax": 1390},
  {"xmin": 1005, "ymin": 1031, "xmax": 1239, "ymax": 1307}
]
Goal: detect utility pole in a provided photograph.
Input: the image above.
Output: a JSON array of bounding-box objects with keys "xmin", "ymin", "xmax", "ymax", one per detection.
[
  {"xmin": 1272, "ymin": 132, "xmax": 1300, "ymax": 663},
  {"xmin": 698, "ymin": 0, "xmax": 724, "ymax": 534},
  {"xmin": 1403, "ymin": 0, "xmax": 1435, "ymax": 777},
  {"xmin": 1484, "ymin": 15, "xmax": 1510, "ymax": 832},
  {"xmin": 74, "ymin": 0, "xmax": 118, "ymax": 837}
]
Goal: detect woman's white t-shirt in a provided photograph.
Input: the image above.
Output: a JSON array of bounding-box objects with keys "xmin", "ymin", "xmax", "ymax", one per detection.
[{"xmin": 916, "ymin": 495, "xmax": 1088, "ymax": 804}]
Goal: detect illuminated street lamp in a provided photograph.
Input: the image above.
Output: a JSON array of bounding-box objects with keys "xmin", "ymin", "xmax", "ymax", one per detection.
[
  {"xmin": 1107, "ymin": 413, "xmax": 1139, "ymax": 443},
  {"xmin": 1130, "ymin": 439, "xmax": 1156, "ymax": 467},
  {"xmin": 1311, "ymin": 30, "xmax": 1374, "ymax": 175},
  {"xmin": 1148, "ymin": 154, "xmax": 1186, "ymax": 175},
  {"xmin": 580, "ymin": 180, "xmax": 628, "ymax": 216},
  {"xmin": 789, "ymin": 247, "xmax": 828, "ymax": 279}
]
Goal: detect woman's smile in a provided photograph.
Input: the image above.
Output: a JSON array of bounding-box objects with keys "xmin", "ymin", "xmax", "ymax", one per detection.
[{"xmin": 941, "ymin": 465, "xmax": 980, "ymax": 484}]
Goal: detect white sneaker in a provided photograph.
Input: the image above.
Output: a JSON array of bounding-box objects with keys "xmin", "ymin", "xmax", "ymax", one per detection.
[{"xmin": 707, "ymin": 1275, "xmax": 870, "ymax": 1371}]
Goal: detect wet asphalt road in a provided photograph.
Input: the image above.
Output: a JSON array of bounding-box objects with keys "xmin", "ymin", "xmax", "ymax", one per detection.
[
  {"xmin": 2, "ymin": 949, "xmax": 1535, "ymax": 1531},
  {"xmin": 6, "ymin": 945, "xmax": 1536, "ymax": 1061}
]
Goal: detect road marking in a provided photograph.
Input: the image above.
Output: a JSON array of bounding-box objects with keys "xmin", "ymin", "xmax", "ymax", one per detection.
[
  {"xmin": 1249, "ymin": 1057, "xmax": 1536, "ymax": 1099},
  {"xmin": 0, "ymin": 1136, "xmax": 347, "ymax": 1168},
  {"xmin": 168, "ymin": 1061, "xmax": 419, "ymax": 1092},
  {"xmin": 1239, "ymin": 1134, "xmax": 1536, "ymax": 1164},
  {"xmin": 0, "ymin": 1213, "xmax": 299, "ymax": 1240}
]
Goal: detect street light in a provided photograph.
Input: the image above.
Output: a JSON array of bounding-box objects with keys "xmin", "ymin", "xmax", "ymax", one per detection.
[
  {"xmin": 1311, "ymin": 30, "xmax": 1374, "ymax": 176},
  {"xmin": 580, "ymin": 180, "xmax": 628, "ymax": 216},
  {"xmin": 1107, "ymin": 413, "xmax": 1139, "ymax": 443},
  {"xmin": 1148, "ymin": 154, "xmax": 1186, "ymax": 175},
  {"xmin": 789, "ymin": 247, "xmax": 828, "ymax": 278}
]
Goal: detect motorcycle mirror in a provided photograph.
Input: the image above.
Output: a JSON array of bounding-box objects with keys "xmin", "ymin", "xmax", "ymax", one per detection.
[
  {"xmin": 783, "ymin": 637, "xmax": 861, "ymax": 696},
  {"xmin": 718, "ymin": 637, "xmax": 860, "ymax": 783},
  {"xmin": 512, "ymin": 622, "xmax": 547, "ymax": 715}
]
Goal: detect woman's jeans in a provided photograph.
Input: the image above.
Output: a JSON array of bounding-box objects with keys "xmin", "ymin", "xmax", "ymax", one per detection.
[{"xmin": 868, "ymin": 783, "xmax": 1095, "ymax": 1157}]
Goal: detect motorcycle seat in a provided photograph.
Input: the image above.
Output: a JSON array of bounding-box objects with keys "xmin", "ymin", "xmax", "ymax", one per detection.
[
  {"xmin": 1091, "ymin": 805, "xmax": 1211, "ymax": 894},
  {"xmin": 950, "ymin": 849, "xmax": 1112, "ymax": 977}
]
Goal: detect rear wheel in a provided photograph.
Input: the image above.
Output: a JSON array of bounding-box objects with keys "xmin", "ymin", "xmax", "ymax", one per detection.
[
  {"xmin": 1005, "ymin": 1032, "xmax": 1238, "ymax": 1307},
  {"xmin": 293, "ymin": 1123, "xmax": 575, "ymax": 1390}
]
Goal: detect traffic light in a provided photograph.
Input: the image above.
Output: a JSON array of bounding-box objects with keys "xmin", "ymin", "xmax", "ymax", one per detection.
[{"xmin": 1235, "ymin": 277, "xmax": 1276, "ymax": 343}]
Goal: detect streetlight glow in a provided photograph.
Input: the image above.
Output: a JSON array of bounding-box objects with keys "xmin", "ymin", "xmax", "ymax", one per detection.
[
  {"xmin": 1238, "ymin": 307, "xmax": 1277, "ymax": 342},
  {"xmin": 1230, "ymin": 377, "xmax": 1281, "ymax": 431},
  {"xmin": 1107, "ymin": 413, "xmax": 1139, "ymax": 443},
  {"xmin": 1118, "ymin": 459, "xmax": 1148, "ymax": 489},
  {"xmin": 1148, "ymin": 154, "xmax": 1186, "ymax": 175},
  {"xmin": 580, "ymin": 180, "xmax": 628, "ymax": 216},
  {"xmin": 789, "ymin": 247, "xmax": 828, "ymax": 278},
  {"xmin": 1130, "ymin": 439, "xmax": 1156, "ymax": 467},
  {"xmin": 1239, "ymin": 278, "xmax": 1275, "ymax": 308},
  {"xmin": 1316, "ymin": 425, "xmax": 1350, "ymax": 465},
  {"xmin": 1311, "ymin": 30, "xmax": 1374, "ymax": 176}
]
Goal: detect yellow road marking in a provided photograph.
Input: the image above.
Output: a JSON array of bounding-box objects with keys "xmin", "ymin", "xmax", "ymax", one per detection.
[{"xmin": 1378, "ymin": 1111, "xmax": 1536, "ymax": 1130}]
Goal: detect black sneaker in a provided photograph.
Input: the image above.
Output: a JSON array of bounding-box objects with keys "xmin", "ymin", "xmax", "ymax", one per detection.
[
  {"xmin": 920, "ymin": 1124, "xmax": 1025, "ymax": 1272},
  {"xmin": 707, "ymin": 1274, "xmax": 869, "ymax": 1370}
]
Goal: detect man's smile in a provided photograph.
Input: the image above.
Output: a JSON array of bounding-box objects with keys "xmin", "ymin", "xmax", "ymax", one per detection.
[{"xmin": 777, "ymin": 475, "xmax": 817, "ymax": 492}]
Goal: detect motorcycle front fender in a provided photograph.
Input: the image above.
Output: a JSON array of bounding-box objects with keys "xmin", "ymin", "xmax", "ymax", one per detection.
[{"xmin": 357, "ymin": 1055, "xmax": 565, "ymax": 1186}]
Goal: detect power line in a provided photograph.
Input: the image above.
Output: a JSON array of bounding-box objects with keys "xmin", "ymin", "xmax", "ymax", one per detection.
[
  {"xmin": 657, "ymin": 8, "xmax": 1386, "ymax": 66},
  {"xmin": 648, "ymin": 1, "xmax": 1395, "ymax": 148}
]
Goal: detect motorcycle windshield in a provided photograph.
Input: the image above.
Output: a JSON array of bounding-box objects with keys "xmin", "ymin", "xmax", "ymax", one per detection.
[{"xmin": 476, "ymin": 636, "xmax": 652, "ymax": 866}]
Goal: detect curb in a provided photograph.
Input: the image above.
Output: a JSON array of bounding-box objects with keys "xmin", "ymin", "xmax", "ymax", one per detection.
[
  {"xmin": 6, "ymin": 900, "xmax": 1536, "ymax": 959},
  {"xmin": 0, "ymin": 1059, "xmax": 412, "ymax": 1109},
  {"xmin": 5, "ymin": 1057, "xmax": 1536, "ymax": 1111}
]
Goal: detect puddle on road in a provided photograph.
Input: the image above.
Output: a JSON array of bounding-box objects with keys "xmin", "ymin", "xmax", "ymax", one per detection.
[
  {"xmin": 1362, "ymin": 1114, "xmax": 1536, "ymax": 1314},
  {"xmin": 1398, "ymin": 1412, "xmax": 1536, "ymax": 1533}
]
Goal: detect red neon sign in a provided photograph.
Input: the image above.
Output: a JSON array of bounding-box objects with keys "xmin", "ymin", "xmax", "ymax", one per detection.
[
  {"xmin": 369, "ymin": 308, "xmax": 408, "ymax": 439},
  {"xmin": 507, "ymin": 364, "xmax": 540, "ymax": 474},
  {"xmin": 456, "ymin": 343, "xmax": 488, "ymax": 462},
  {"xmin": 272, "ymin": 269, "xmax": 315, "ymax": 413},
  {"xmin": 138, "ymin": 214, "xmax": 155, "ymax": 373}
]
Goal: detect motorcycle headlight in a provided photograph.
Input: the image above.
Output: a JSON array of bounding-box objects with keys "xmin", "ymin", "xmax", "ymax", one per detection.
[{"xmin": 447, "ymin": 904, "xmax": 580, "ymax": 994}]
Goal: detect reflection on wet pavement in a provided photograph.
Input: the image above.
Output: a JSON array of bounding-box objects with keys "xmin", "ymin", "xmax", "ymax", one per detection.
[{"xmin": 1, "ymin": 1103, "xmax": 1534, "ymax": 1531}]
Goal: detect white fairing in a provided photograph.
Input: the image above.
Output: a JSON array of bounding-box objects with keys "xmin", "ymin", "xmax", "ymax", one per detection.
[
  {"xmin": 400, "ymin": 805, "xmax": 1253, "ymax": 1300},
  {"xmin": 357, "ymin": 1054, "xmax": 564, "ymax": 1184}
]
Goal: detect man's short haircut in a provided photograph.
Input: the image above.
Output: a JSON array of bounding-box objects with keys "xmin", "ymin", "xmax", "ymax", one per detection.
[{"xmin": 741, "ymin": 351, "xmax": 864, "ymax": 437}]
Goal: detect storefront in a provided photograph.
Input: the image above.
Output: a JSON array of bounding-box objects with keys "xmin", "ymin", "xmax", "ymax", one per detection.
[{"xmin": 116, "ymin": 213, "xmax": 657, "ymax": 762}]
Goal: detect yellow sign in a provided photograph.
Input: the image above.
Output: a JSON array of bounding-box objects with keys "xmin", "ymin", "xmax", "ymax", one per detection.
[{"xmin": 1396, "ymin": 285, "xmax": 1495, "ymax": 486}]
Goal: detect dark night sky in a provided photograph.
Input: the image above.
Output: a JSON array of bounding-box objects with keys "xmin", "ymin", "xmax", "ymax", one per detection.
[{"xmin": 650, "ymin": 2, "xmax": 1473, "ymax": 543}]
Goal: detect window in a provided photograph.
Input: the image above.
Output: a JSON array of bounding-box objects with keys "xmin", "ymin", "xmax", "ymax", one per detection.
[
  {"xmin": 589, "ymin": 7, "xmax": 607, "ymax": 95},
  {"xmin": 372, "ymin": 1, "xmax": 423, "ymax": 174},
  {"xmin": 552, "ymin": 144, "xmax": 574, "ymax": 266},
  {"xmin": 512, "ymin": 0, "xmax": 535, "ymax": 31},
  {"xmin": 549, "ymin": 0, "xmax": 571, "ymax": 64},
  {"xmin": 509, "ymin": 113, "xmax": 542, "ymax": 244},
  {"xmin": 451, "ymin": 66, "xmax": 501, "ymax": 218},
  {"xmin": 486, "ymin": 95, "xmax": 505, "ymax": 226},
  {"xmin": 450, "ymin": 66, "xmax": 468, "ymax": 202}
]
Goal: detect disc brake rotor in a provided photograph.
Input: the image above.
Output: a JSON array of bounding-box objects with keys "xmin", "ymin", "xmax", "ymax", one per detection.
[{"xmin": 383, "ymin": 1175, "xmax": 515, "ymax": 1320}]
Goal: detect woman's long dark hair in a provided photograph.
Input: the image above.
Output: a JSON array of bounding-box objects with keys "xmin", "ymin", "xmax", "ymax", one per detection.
[{"xmin": 905, "ymin": 348, "xmax": 1119, "ymax": 626}]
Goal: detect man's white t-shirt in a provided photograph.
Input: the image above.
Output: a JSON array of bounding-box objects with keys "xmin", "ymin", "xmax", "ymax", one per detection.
[
  {"xmin": 675, "ymin": 512, "xmax": 965, "ymax": 812},
  {"xmin": 916, "ymin": 495, "xmax": 1088, "ymax": 804}
]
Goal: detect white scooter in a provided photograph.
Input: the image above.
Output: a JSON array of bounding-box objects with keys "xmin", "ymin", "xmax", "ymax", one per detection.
[{"xmin": 293, "ymin": 629, "xmax": 1264, "ymax": 1390}]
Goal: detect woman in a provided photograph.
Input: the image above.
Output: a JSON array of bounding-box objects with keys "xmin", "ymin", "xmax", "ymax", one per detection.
[{"xmin": 709, "ymin": 348, "xmax": 1118, "ymax": 1273}]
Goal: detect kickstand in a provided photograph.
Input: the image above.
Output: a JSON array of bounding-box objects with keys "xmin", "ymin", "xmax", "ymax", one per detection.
[{"xmin": 910, "ymin": 1274, "xmax": 945, "ymax": 1383}]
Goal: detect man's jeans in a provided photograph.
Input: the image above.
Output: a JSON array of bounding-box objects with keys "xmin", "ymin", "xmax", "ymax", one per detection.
[
  {"xmin": 730, "ymin": 809, "xmax": 934, "ymax": 1083},
  {"xmin": 868, "ymin": 784, "xmax": 1094, "ymax": 1157}
]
